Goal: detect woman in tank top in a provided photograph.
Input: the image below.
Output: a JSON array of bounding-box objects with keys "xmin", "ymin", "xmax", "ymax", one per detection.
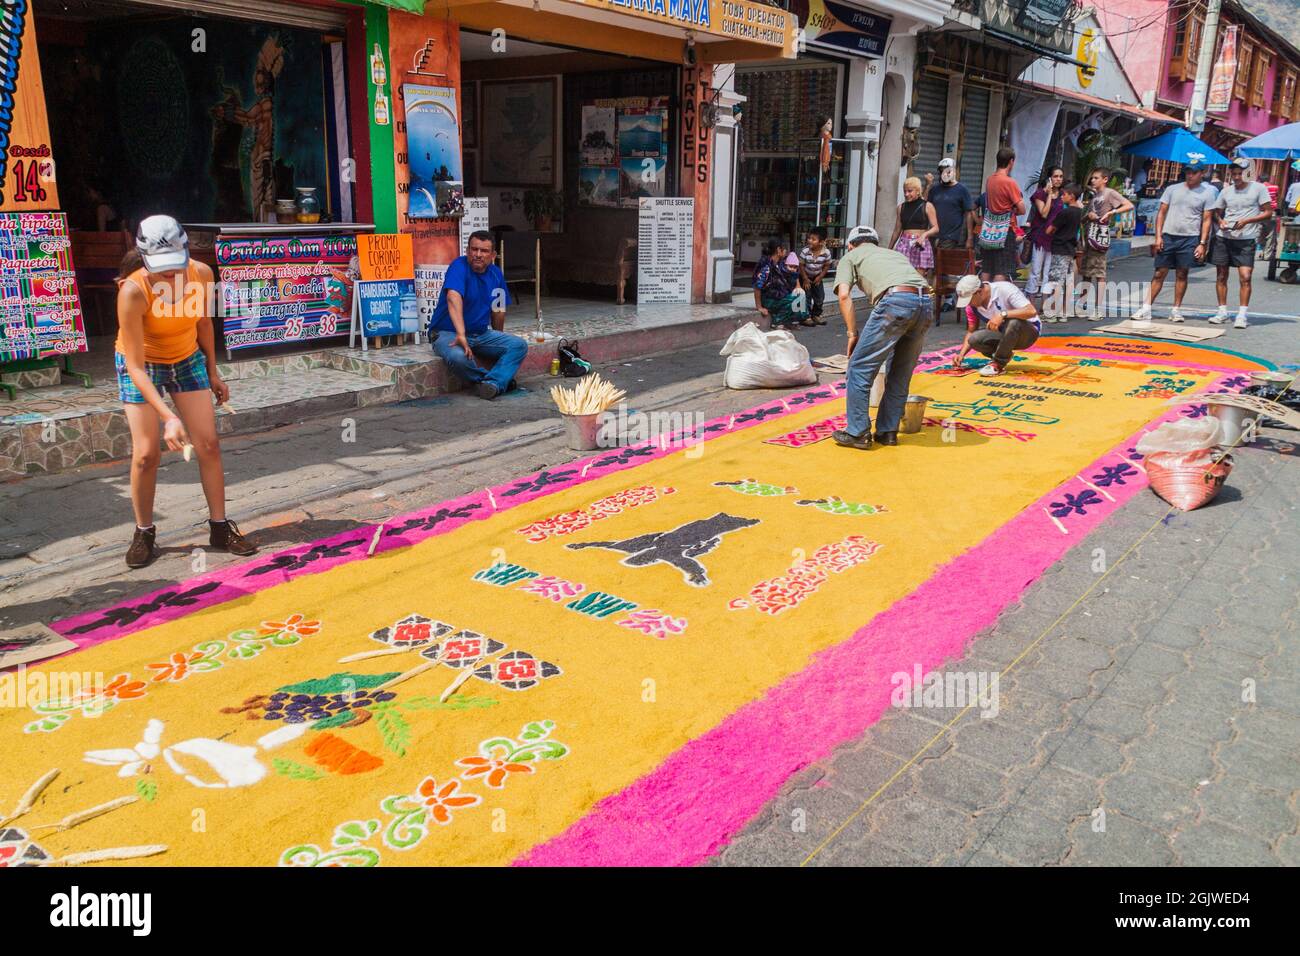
[
  {"xmin": 115, "ymin": 215, "xmax": 256, "ymax": 569},
  {"xmin": 888, "ymin": 176, "xmax": 939, "ymax": 281}
]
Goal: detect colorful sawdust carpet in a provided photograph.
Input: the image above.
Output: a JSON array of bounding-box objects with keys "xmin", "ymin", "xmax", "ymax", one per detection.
[{"xmin": 0, "ymin": 336, "xmax": 1272, "ymax": 867}]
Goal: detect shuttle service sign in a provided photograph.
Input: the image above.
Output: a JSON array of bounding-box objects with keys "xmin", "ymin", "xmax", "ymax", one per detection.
[{"xmin": 637, "ymin": 198, "xmax": 693, "ymax": 303}]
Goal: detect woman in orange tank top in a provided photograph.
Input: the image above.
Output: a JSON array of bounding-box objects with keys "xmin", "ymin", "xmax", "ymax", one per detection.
[{"xmin": 116, "ymin": 216, "xmax": 256, "ymax": 568}]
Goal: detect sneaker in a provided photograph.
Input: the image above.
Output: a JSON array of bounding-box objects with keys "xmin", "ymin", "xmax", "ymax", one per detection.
[
  {"xmin": 126, "ymin": 526, "xmax": 157, "ymax": 569},
  {"xmin": 1207, "ymin": 308, "xmax": 1228, "ymax": 325},
  {"xmin": 475, "ymin": 380, "xmax": 500, "ymax": 400},
  {"xmin": 1168, "ymin": 309, "xmax": 1185, "ymax": 323},
  {"xmin": 1233, "ymin": 312, "xmax": 1248, "ymax": 329},
  {"xmin": 1130, "ymin": 305, "xmax": 1153, "ymax": 326},
  {"xmin": 831, "ymin": 429, "xmax": 873, "ymax": 451},
  {"xmin": 209, "ymin": 519, "xmax": 258, "ymax": 556},
  {"xmin": 979, "ymin": 362, "xmax": 1004, "ymax": 377}
]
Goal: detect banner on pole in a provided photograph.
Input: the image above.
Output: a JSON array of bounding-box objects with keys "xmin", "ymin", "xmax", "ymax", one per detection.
[{"xmin": 1207, "ymin": 25, "xmax": 1239, "ymax": 115}]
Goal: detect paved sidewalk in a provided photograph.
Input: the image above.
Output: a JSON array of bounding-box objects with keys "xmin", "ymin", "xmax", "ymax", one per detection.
[{"xmin": 716, "ymin": 431, "xmax": 1299, "ymax": 866}]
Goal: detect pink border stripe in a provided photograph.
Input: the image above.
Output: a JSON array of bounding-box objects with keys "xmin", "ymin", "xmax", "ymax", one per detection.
[
  {"xmin": 47, "ymin": 380, "xmax": 854, "ymax": 652},
  {"xmin": 515, "ymin": 379, "xmax": 1233, "ymax": 866}
]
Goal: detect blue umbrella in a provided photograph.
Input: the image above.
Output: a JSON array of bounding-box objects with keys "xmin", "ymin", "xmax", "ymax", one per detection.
[
  {"xmin": 1123, "ymin": 127, "xmax": 1231, "ymax": 166},
  {"xmin": 1234, "ymin": 122, "xmax": 1300, "ymax": 160}
]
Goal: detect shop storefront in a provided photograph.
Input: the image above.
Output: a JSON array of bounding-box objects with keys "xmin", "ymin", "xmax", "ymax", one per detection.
[
  {"xmin": 2, "ymin": 0, "xmax": 796, "ymax": 378},
  {"xmin": 2, "ymin": 0, "xmax": 373, "ymax": 367}
]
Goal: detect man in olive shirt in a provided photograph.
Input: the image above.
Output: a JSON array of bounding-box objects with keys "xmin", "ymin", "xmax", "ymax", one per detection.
[{"xmin": 831, "ymin": 225, "xmax": 933, "ymax": 450}]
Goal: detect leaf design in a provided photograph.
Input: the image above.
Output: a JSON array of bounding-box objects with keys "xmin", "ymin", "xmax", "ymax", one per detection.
[
  {"xmin": 279, "ymin": 672, "xmax": 401, "ymax": 695},
  {"xmin": 135, "ymin": 779, "xmax": 158, "ymax": 802},
  {"xmin": 375, "ymin": 708, "xmax": 411, "ymax": 757},
  {"xmin": 379, "ymin": 795, "xmax": 428, "ymax": 850},
  {"xmin": 273, "ymin": 758, "xmax": 326, "ymax": 781},
  {"xmin": 520, "ymin": 720, "xmax": 553, "ymax": 741},
  {"xmin": 333, "ymin": 819, "xmax": 380, "ymax": 846}
]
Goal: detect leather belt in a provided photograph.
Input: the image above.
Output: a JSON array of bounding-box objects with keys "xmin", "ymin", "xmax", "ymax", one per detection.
[{"xmin": 878, "ymin": 284, "xmax": 931, "ymax": 299}]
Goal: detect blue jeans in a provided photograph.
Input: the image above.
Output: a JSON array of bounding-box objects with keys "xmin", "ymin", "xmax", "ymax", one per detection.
[
  {"xmin": 845, "ymin": 291, "xmax": 933, "ymax": 436},
  {"xmin": 432, "ymin": 328, "xmax": 528, "ymax": 390}
]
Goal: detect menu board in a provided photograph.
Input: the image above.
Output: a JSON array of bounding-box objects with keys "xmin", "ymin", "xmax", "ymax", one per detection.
[
  {"xmin": 636, "ymin": 198, "xmax": 693, "ymax": 304},
  {"xmin": 215, "ymin": 232, "xmax": 358, "ymax": 351},
  {"xmin": 0, "ymin": 213, "xmax": 86, "ymax": 363},
  {"xmin": 355, "ymin": 234, "xmax": 417, "ymax": 338}
]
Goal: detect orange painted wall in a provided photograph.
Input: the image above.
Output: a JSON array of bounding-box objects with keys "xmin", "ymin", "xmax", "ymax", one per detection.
[{"xmin": 386, "ymin": 10, "xmax": 461, "ymax": 266}]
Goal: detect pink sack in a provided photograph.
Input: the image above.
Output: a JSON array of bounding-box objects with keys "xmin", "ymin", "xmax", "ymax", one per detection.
[{"xmin": 1145, "ymin": 449, "xmax": 1233, "ymax": 511}]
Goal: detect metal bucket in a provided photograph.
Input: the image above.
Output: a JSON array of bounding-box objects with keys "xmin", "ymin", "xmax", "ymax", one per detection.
[
  {"xmin": 561, "ymin": 412, "xmax": 607, "ymax": 451},
  {"xmin": 901, "ymin": 395, "xmax": 930, "ymax": 434},
  {"xmin": 1210, "ymin": 404, "xmax": 1255, "ymax": 446}
]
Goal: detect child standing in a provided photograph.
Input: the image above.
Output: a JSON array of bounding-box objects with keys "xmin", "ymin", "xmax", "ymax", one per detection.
[
  {"xmin": 1042, "ymin": 183, "xmax": 1084, "ymax": 323},
  {"xmin": 798, "ymin": 228, "xmax": 832, "ymax": 326}
]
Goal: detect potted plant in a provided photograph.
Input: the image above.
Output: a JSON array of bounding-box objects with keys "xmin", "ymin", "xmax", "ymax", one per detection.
[{"xmin": 524, "ymin": 189, "xmax": 563, "ymax": 232}]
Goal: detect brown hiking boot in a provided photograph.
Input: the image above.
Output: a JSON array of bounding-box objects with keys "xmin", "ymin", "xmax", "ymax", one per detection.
[
  {"xmin": 209, "ymin": 519, "xmax": 258, "ymax": 556},
  {"xmin": 126, "ymin": 526, "xmax": 157, "ymax": 569}
]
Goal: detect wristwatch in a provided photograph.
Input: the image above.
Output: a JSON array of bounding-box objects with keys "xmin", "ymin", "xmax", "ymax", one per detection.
[{"xmin": 999, "ymin": 310, "xmax": 1008, "ymax": 322}]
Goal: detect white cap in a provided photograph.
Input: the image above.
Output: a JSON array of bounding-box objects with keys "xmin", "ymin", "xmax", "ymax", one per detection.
[
  {"xmin": 136, "ymin": 215, "xmax": 190, "ymax": 273},
  {"xmin": 846, "ymin": 225, "xmax": 879, "ymax": 246},
  {"xmin": 954, "ymin": 274, "xmax": 983, "ymax": 308},
  {"xmin": 1231, "ymin": 157, "xmax": 1251, "ymax": 170},
  {"xmin": 938, "ymin": 158, "xmax": 956, "ymax": 169}
]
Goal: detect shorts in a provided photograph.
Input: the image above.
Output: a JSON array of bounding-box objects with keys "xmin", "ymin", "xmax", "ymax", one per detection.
[
  {"xmin": 980, "ymin": 229, "xmax": 1019, "ymax": 278},
  {"xmin": 1046, "ymin": 252, "xmax": 1074, "ymax": 290},
  {"xmin": 1211, "ymin": 236, "xmax": 1256, "ymax": 268},
  {"xmin": 116, "ymin": 349, "xmax": 210, "ymax": 404},
  {"xmin": 1081, "ymin": 248, "xmax": 1109, "ymax": 280},
  {"xmin": 1153, "ymin": 234, "xmax": 1201, "ymax": 271}
]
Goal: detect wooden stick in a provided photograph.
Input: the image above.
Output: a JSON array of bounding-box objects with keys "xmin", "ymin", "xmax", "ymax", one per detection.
[
  {"xmin": 47, "ymin": 845, "xmax": 168, "ymax": 867},
  {"xmin": 375, "ymin": 658, "xmax": 439, "ymax": 692},
  {"xmin": 367, "ymin": 524, "xmax": 384, "ymax": 556},
  {"xmin": 182, "ymin": 443, "xmax": 194, "ymax": 462},
  {"xmin": 338, "ymin": 645, "xmax": 408, "ymax": 663},
  {"xmin": 1042, "ymin": 507, "xmax": 1068, "ymax": 535},
  {"xmin": 0, "ymin": 768, "xmax": 59, "ymax": 828},
  {"xmin": 1077, "ymin": 475, "xmax": 1114, "ymax": 503},
  {"xmin": 32, "ymin": 795, "xmax": 138, "ymax": 833},
  {"xmin": 438, "ymin": 666, "xmax": 477, "ymax": 704}
]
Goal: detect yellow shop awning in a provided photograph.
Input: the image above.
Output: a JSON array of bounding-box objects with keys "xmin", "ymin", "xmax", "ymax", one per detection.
[{"xmin": 441, "ymin": 0, "xmax": 797, "ymax": 63}]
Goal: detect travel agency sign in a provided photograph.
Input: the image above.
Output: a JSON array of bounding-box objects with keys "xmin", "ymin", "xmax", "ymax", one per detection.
[{"xmin": 569, "ymin": 0, "xmax": 797, "ymax": 56}]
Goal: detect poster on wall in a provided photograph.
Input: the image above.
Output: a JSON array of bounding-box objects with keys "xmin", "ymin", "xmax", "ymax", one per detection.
[
  {"xmin": 581, "ymin": 107, "xmax": 617, "ymax": 165},
  {"xmin": 636, "ymin": 198, "xmax": 693, "ymax": 304},
  {"xmin": 621, "ymin": 158, "xmax": 667, "ymax": 207},
  {"xmin": 481, "ymin": 79, "xmax": 556, "ymax": 187},
  {"xmin": 0, "ymin": 8, "xmax": 60, "ymax": 212},
  {"xmin": 403, "ymin": 84, "xmax": 465, "ymax": 220},
  {"xmin": 1207, "ymin": 25, "xmax": 1239, "ymax": 115},
  {"xmin": 0, "ymin": 213, "xmax": 86, "ymax": 362},
  {"xmin": 215, "ymin": 232, "xmax": 357, "ymax": 351},
  {"xmin": 618, "ymin": 108, "xmax": 665, "ymax": 158},
  {"xmin": 580, "ymin": 167, "xmax": 621, "ymax": 208},
  {"xmin": 459, "ymin": 197, "xmax": 489, "ymax": 252}
]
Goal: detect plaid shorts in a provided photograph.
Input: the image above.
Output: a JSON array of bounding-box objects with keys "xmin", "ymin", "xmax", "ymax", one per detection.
[{"xmin": 116, "ymin": 349, "xmax": 210, "ymax": 404}]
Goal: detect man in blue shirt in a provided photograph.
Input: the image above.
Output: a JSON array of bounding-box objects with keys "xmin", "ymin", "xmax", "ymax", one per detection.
[
  {"xmin": 924, "ymin": 158, "xmax": 976, "ymax": 249},
  {"xmin": 429, "ymin": 230, "xmax": 527, "ymax": 399}
]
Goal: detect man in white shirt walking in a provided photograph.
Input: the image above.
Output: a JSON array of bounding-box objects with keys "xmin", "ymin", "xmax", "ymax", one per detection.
[
  {"xmin": 1209, "ymin": 159, "xmax": 1273, "ymax": 329},
  {"xmin": 1131, "ymin": 164, "xmax": 1216, "ymax": 326}
]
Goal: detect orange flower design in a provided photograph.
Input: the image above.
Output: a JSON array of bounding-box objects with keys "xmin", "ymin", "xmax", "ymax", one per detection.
[
  {"xmin": 457, "ymin": 755, "xmax": 535, "ymax": 789},
  {"xmin": 101, "ymin": 674, "xmax": 147, "ymax": 700},
  {"xmin": 416, "ymin": 777, "xmax": 481, "ymax": 825},
  {"xmin": 145, "ymin": 651, "xmax": 203, "ymax": 683},
  {"xmin": 260, "ymin": 613, "xmax": 321, "ymax": 637}
]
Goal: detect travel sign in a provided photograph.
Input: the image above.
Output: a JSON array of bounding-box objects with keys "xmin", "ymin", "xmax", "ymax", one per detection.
[{"xmin": 568, "ymin": 0, "xmax": 796, "ymax": 54}]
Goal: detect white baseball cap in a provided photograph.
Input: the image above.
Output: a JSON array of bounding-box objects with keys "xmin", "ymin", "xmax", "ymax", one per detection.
[
  {"xmin": 846, "ymin": 225, "xmax": 879, "ymax": 246},
  {"xmin": 938, "ymin": 158, "xmax": 956, "ymax": 169},
  {"xmin": 1231, "ymin": 157, "xmax": 1251, "ymax": 170},
  {"xmin": 954, "ymin": 274, "xmax": 984, "ymax": 308},
  {"xmin": 136, "ymin": 215, "xmax": 190, "ymax": 273}
]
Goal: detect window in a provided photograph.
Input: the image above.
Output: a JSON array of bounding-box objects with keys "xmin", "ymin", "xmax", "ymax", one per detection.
[
  {"xmin": 1150, "ymin": 159, "xmax": 1183, "ymax": 188},
  {"xmin": 1250, "ymin": 46, "xmax": 1273, "ymax": 109},
  {"xmin": 1169, "ymin": 5, "xmax": 1205, "ymax": 82},
  {"xmin": 1234, "ymin": 38, "xmax": 1253, "ymax": 101},
  {"xmin": 1273, "ymin": 66, "xmax": 1298, "ymax": 118}
]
